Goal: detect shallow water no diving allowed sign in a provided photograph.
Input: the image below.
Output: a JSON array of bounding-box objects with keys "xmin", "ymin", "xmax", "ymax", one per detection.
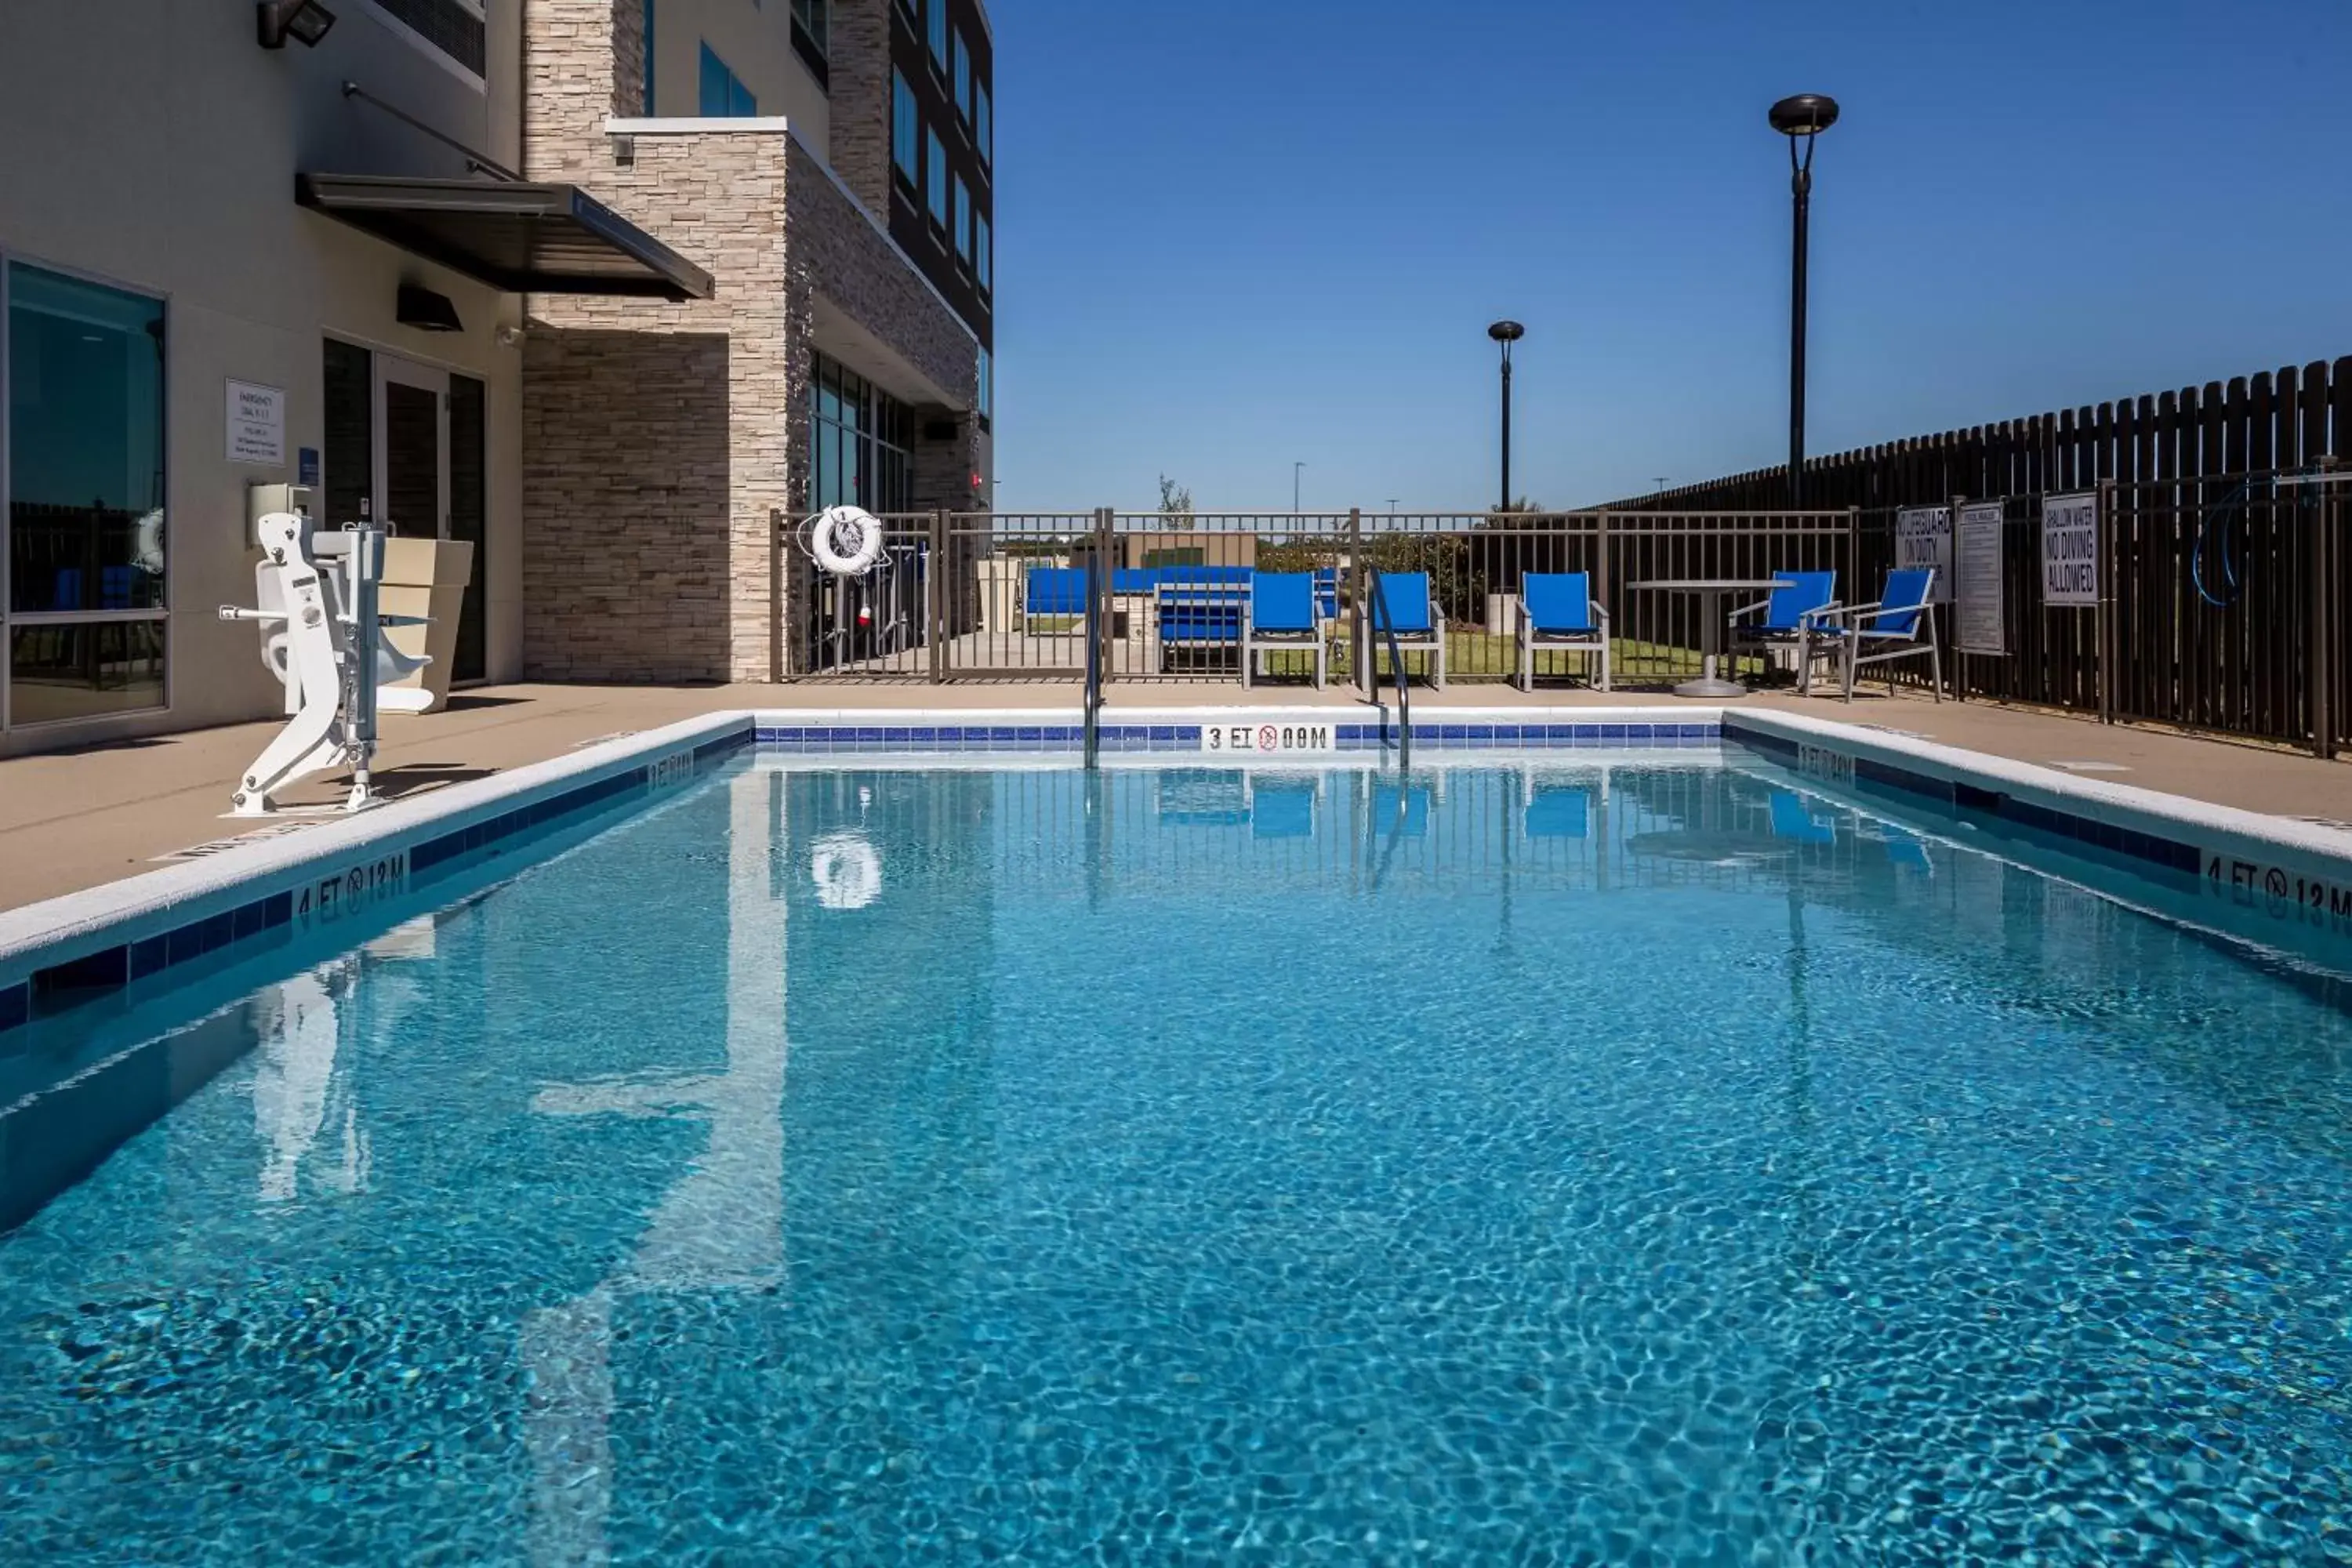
[{"xmin": 1203, "ymin": 722, "xmax": 1338, "ymax": 754}]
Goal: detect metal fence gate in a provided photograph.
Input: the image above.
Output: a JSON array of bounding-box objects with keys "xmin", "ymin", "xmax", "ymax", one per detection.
[{"xmin": 777, "ymin": 481, "xmax": 2347, "ymax": 757}]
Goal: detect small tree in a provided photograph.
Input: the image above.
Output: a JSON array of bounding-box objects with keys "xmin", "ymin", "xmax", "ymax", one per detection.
[{"xmin": 1157, "ymin": 474, "xmax": 1195, "ymax": 532}]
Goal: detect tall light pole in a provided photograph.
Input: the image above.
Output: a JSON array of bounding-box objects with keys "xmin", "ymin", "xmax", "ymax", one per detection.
[
  {"xmin": 1293, "ymin": 461, "xmax": 1305, "ymax": 514},
  {"xmin": 1487, "ymin": 321, "xmax": 1524, "ymax": 512},
  {"xmin": 1769, "ymin": 93, "xmax": 1838, "ymax": 509}
]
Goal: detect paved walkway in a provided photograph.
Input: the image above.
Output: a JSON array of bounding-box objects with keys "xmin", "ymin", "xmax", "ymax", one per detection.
[{"xmin": 1, "ymin": 680, "xmax": 2343, "ymax": 910}]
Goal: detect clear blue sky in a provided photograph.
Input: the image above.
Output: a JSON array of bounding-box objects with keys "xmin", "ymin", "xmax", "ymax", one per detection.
[{"xmin": 987, "ymin": 0, "xmax": 2352, "ymax": 513}]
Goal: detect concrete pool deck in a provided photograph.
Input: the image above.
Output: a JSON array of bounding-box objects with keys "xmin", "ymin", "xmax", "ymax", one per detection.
[{"xmin": 1, "ymin": 679, "xmax": 2343, "ymax": 911}]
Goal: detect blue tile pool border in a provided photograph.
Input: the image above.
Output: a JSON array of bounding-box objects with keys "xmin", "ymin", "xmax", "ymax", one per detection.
[
  {"xmin": 9, "ymin": 704, "xmax": 2350, "ymax": 1043},
  {"xmin": 750, "ymin": 720, "xmax": 1724, "ymax": 753},
  {"xmin": 0, "ymin": 717, "xmax": 757, "ymax": 1037},
  {"xmin": 1725, "ymin": 720, "xmax": 2202, "ymax": 877}
]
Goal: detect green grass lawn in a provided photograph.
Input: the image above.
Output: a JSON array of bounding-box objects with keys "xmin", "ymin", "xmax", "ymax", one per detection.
[{"xmin": 1243, "ymin": 633, "xmax": 1786, "ymax": 688}]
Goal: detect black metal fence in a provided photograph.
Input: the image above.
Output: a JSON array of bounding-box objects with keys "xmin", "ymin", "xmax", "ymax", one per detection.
[{"xmin": 776, "ymin": 478, "xmax": 2347, "ymax": 758}]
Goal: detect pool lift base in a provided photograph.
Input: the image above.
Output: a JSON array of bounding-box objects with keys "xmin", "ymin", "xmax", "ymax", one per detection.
[{"xmin": 218, "ymin": 510, "xmax": 432, "ymax": 818}]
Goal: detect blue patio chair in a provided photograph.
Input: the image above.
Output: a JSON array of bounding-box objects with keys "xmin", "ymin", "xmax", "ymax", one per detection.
[
  {"xmin": 1243, "ymin": 572, "xmax": 1325, "ymax": 689},
  {"xmin": 1515, "ymin": 572, "xmax": 1609, "ymax": 691},
  {"xmin": 53, "ymin": 568, "xmax": 85, "ymax": 612},
  {"xmin": 1024, "ymin": 566, "xmax": 1089, "ymax": 633},
  {"xmin": 1767, "ymin": 789, "xmax": 1835, "ymax": 844},
  {"xmin": 1801, "ymin": 567, "xmax": 1943, "ymax": 702},
  {"xmin": 1523, "ymin": 782, "xmax": 1592, "ymax": 840},
  {"xmin": 1729, "ymin": 570, "xmax": 1837, "ymax": 687},
  {"xmin": 1251, "ymin": 777, "xmax": 1317, "ymax": 840},
  {"xmin": 1312, "ymin": 568, "xmax": 1340, "ymax": 622},
  {"xmin": 1366, "ymin": 571, "xmax": 1446, "ymax": 690},
  {"xmin": 1156, "ymin": 582, "xmax": 1246, "ymax": 670}
]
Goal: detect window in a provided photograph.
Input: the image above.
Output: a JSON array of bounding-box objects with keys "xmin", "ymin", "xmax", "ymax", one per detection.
[
  {"xmin": 926, "ymin": 129, "xmax": 949, "ymax": 227},
  {"xmin": 953, "ymin": 30, "xmax": 971, "ymax": 122},
  {"xmin": 975, "ymin": 82, "xmax": 991, "ymax": 165},
  {"xmin": 977, "ymin": 346, "xmax": 992, "ymax": 427},
  {"xmin": 953, "ymin": 178, "xmax": 971, "ymax": 267},
  {"xmin": 791, "ymin": 0, "xmax": 827, "ymax": 55},
  {"xmin": 368, "ymin": 0, "xmax": 488, "ymax": 80},
  {"xmin": 699, "ymin": 43, "xmax": 757, "ymax": 117},
  {"xmin": 975, "ymin": 212, "xmax": 990, "ymax": 292},
  {"xmin": 5, "ymin": 262, "xmax": 169, "ymax": 726},
  {"xmin": 788, "ymin": 0, "xmax": 829, "ymax": 85},
  {"xmin": 891, "ymin": 71, "xmax": 920, "ymax": 189},
  {"xmin": 642, "ymin": 0, "xmax": 656, "ymax": 113},
  {"xmin": 926, "ymin": 0, "xmax": 946, "ymax": 71}
]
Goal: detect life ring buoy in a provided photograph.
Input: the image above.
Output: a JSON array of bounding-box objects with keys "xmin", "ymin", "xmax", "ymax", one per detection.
[
  {"xmin": 811, "ymin": 832, "xmax": 883, "ymax": 909},
  {"xmin": 811, "ymin": 506, "xmax": 884, "ymax": 575}
]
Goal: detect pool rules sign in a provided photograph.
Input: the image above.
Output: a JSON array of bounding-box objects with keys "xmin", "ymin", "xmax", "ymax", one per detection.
[{"xmin": 2042, "ymin": 492, "xmax": 2099, "ymax": 607}]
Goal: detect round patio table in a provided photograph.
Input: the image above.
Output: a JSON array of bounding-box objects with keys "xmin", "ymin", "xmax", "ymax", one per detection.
[{"xmin": 1627, "ymin": 579, "xmax": 1792, "ymax": 698}]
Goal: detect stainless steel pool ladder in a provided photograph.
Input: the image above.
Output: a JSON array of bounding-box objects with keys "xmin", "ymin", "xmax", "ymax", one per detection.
[{"xmin": 1367, "ymin": 567, "xmax": 1412, "ymax": 770}]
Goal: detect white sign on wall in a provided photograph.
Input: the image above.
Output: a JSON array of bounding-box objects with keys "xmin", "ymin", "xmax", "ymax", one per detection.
[
  {"xmin": 1894, "ymin": 506, "xmax": 1953, "ymax": 602},
  {"xmin": 227, "ymin": 380, "xmax": 285, "ymax": 466},
  {"xmin": 1955, "ymin": 502, "xmax": 2006, "ymax": 655},
  {"xmin": 2042, "ymin": 492, "xmax": 2100, "ymax": 607}
]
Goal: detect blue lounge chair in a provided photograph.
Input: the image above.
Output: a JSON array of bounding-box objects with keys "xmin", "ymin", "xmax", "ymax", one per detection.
[
  {"xmin": 1515, "ymin": 572, "xmax": 1609, "ymax": 691},
  {"xmin": 1251, "ymin": 777, "xmax": 1317, "ymax": 840},
  {"xmin": 1801, "ymin": 567, "xmax": 1942, "ymax": 702},
  {"xmin": 1366, "ymin": 571, "xmax": 1445, "ymax": 690},
  {"xmin": 1523, "ymin": 783, "xmax": 1591, "ymax": 840},
  {"xmin": 1729, "ymin": 570, "xmax": 1837, "ymax": 686},
  {"xmin": 1024, "ymin": 566, "xmax": 1088, "ymax": 633},
  {"xmin": 1243, "ymin": 572, "xmax": 1325, "ymax": 688}
]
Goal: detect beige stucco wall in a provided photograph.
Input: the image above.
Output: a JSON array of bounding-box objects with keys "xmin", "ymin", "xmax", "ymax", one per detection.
[
  {"xmin": 646, "ymin": 0, "xmax": 831, "ymax": 154},
  {"xmin": 0, "ymin": 0, "xmax": 528, "ymax": 757}
]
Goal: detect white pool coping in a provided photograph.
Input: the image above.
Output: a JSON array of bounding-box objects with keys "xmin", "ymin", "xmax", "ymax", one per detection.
[{"xmin": 5, "ymin": 702, "xmax": 2349, "ymax": 993}]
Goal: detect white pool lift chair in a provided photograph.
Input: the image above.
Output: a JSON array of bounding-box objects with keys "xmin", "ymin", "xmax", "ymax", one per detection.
[{"xmin": 220, "ymin": 510, "xmax": 432, "ymax": 817}]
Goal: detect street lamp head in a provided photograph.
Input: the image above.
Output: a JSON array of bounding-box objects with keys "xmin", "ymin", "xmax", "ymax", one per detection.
[
  {"xmin": 1487, "ymin": 320, "xmax": 1526, "ymax": 343},
  {"xmin": 1769, "ymin": 94, "xmax": 1839, "ymax": 137}
]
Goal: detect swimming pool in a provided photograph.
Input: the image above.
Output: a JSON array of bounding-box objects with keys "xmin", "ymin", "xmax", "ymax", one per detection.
[{"xmin": 4, "ymin": 750, "xmax": 2350, "ymax": 1563}]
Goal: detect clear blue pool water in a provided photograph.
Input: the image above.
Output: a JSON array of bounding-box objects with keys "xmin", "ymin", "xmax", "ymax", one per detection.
[{"xmin": 4, "ymin": 755, "xmax": 2351, "ymax": 1563}]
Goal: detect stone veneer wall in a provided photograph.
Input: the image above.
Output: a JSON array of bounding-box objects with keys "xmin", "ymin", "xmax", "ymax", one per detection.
[
  {"xmin": 825, "ymin": 0, "xmax": 893, "ymax": 215},
  {"xmin": 520, "ymin": 0, "xmax": 978, "ymax": 680}
]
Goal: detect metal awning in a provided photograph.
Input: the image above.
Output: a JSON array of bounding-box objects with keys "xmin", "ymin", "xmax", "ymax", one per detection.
[{"xmin": 296, "ymin": 174, "xmax": 713, "ymax": 302}]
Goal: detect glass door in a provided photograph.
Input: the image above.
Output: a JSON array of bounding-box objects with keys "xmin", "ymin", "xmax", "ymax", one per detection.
[
  {"xmin": 372, "ymin": 355, "xmax": 492, "ymax": 688},
  {"xmin": 374, "ymin": 355, "xmax": 448, "ymax": 543}
]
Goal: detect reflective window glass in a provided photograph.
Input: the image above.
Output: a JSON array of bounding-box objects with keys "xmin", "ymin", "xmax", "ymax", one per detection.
[
  {"xmin": 9, "ymin": 619, "xmax": 165, "ymax": 724},
  {"xmin": 891, "ymin": 71, "xmax": 920, "ymax": 184},
  {"xmin": 8, "ymin": 263, "xmax": 167, "ymax": 616}
]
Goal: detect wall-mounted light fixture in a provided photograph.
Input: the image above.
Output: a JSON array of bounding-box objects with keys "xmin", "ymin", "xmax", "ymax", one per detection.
[
  {"xmin": 257, "ymin": 0, "xmax": 337, "ymax": 49},
  {"xmin": 397, "ymin": 284, "xmax": 463, "ymax": 333}
]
